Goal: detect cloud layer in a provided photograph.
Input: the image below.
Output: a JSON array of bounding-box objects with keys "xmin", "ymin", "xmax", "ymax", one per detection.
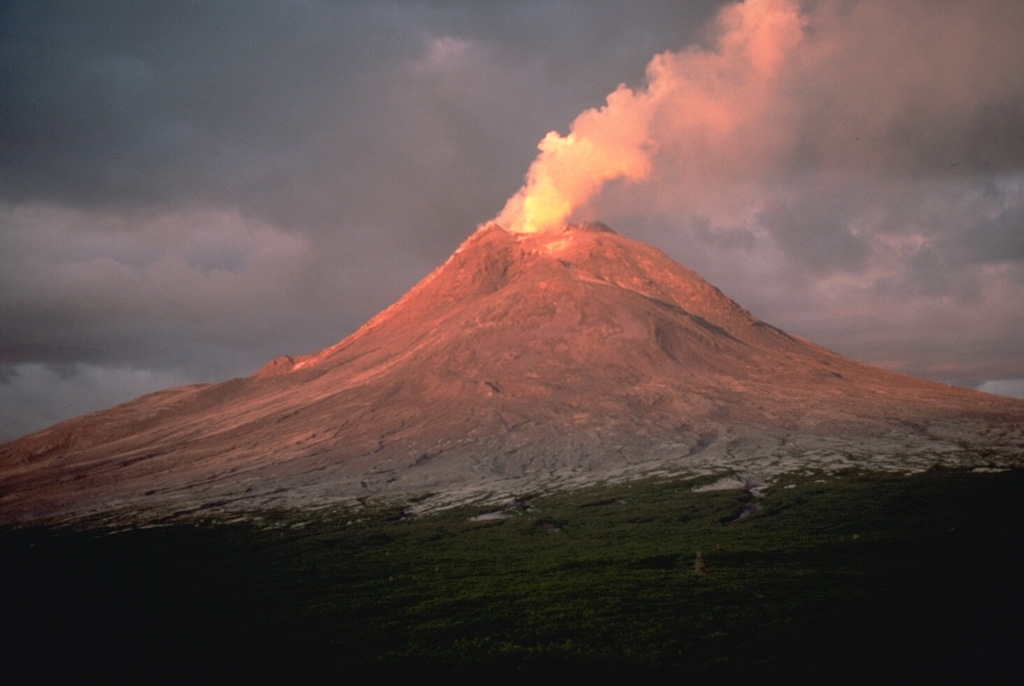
[{"xmin": 2, "ymin": 0, "xmax": 1022, "ymax": 441}]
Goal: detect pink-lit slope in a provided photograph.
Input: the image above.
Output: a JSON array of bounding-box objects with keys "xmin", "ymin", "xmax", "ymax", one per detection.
[{"xmin": 2, "ymin": 223, "xmax": 1021, "ymax": 523}]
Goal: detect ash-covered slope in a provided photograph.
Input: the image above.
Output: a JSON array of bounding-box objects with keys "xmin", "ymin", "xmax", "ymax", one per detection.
[{"xmin": 2, "ymin": 223, "xmax": 1021, "ymax": 523}]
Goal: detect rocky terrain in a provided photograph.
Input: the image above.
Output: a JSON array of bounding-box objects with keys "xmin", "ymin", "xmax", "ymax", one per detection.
[{"xmin": 2, "ymin": 222, "xmax": 1021, "ymax": 524}]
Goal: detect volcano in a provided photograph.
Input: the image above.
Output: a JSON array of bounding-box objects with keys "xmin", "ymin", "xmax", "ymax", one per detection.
[{"xmin": 2, "ymin": 223, "xmax": 1021, "ymax": 524}]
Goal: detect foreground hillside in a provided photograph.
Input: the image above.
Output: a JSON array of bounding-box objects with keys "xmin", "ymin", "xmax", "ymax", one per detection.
[{"xmin": 6, "ymin": 467, "xmax": 1021, "ymax": 679}]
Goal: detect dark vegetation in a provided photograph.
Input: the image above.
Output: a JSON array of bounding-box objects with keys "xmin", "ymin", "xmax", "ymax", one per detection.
[{"xmin": 5, "ymin": 467, "xmax": 1023, "ymax": 681}]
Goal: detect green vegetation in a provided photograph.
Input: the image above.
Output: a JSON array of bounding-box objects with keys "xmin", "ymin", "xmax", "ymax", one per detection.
[{"xmin": 6, "ymin": 467, "xmax": 1022, "ymax": 680}]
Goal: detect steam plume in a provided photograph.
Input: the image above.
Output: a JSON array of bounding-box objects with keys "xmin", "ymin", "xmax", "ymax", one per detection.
[{"xmin": 492, "ymin": 0, "xmax": 804, "ymax": 234}]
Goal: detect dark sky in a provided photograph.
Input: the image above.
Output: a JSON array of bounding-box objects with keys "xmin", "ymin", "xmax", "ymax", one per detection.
[{"xmin": 2, "ymin": 0, "xmax": 1023, "ymax": 442}]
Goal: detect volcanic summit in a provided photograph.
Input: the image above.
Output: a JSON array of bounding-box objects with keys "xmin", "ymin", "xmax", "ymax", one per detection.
[{"xmin": 2, "ymin": 223, "xmax": 1021, "ymax": 524}]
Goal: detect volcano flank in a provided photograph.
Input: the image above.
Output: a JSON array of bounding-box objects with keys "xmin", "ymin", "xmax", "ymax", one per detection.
[{"xmin": 2, "ymin": 223, "xmax": 1021, "ymax": 524}]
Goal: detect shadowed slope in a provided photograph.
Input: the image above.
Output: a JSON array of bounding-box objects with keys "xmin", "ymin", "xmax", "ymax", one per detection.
[{"xmin": 2, "ymin": 223, "xmax": 1021, "ymax": 523}]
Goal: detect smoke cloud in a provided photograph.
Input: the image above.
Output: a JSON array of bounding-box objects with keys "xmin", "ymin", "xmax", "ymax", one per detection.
[
  {"xmin": 493, "ymin": 0, "xmax": 1024, "ymax": 237},
  {"xmin": 494, "ymin": 0, "xmax": 805, "ymax": 233}
]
